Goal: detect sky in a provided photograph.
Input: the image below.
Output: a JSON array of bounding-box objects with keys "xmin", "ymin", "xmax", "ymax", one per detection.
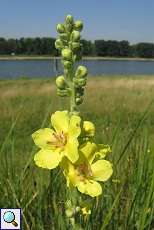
[{"xmin": 0, "ymin": 0, "xmax": 154, "ymax": 44}]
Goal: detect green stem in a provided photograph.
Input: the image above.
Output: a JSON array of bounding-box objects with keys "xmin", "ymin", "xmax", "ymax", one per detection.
[
  {"xmin": 70, "ymin": 82, "xmax": 77, "ymax": 114},
  {"xmin": 66, "ymin": 65, "xmax": 78, "ymax": 115}
]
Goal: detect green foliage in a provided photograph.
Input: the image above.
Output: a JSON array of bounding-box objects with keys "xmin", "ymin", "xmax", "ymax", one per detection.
[
  {"xmin": 81, "ymin": 39, "xmax": 94, "ymax": 56},
  {"xmin": 0, "ymin": 37, "xmax": 58, "ymax": 56},
  {"xmin": 95, "ymin": 40, "xmax": 131, "ymax": 57},
  {"xmin": 1, "ymin": 37, "xmax": 154, "ymax": 58},
  {"xmin": 134, "ymin": 43, "xmax": 154, "ymax": 58}
]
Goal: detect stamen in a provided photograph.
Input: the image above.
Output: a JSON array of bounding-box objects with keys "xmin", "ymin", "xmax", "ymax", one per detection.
[
  {"xmin": 47, "ymin": 131, "xmax": 67, "ymax": 148},
  {"xmin": 77, "ymin": 163, "xmax": 93, "ymax": 179}
]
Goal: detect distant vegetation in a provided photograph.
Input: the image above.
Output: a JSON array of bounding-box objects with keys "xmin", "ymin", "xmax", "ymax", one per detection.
[{"xmin": 1, "ymin": 37, "xmax": 154, "ymax": 58}]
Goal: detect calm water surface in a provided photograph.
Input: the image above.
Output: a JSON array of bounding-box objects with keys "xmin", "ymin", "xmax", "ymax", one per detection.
[{"xmin": 0, "ymin": 59, "xmax": 154, "ymax": 79}]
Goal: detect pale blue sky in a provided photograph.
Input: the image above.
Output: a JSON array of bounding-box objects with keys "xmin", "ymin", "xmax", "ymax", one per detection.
[{"xmin": 0, "ymin": 0, "xmax": 154, "ymax": 44}]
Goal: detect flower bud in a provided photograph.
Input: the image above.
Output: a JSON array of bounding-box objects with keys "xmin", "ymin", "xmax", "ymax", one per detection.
[
  {"xmin": 65, "ymin": 23, "xmax": 73, "ymax": 32},
  {"xmin": 74, "ymin": 20, "xmax": 83, "ymax": 31},
  {"xmin": 83, "ymin": 121, "xmax": 95, "ymax": 137},
  {"xmin": 59, "ymin": 33, "xmax": 68, "ymax": 41},
  {"xmin": 76, "ymin": 87, "xmax": 84, "ymax": 96},
  {"xmin": 64, "ymin": 68, "xmax": 69, "ymax": 76},
  {"xmin": 62, "ymin": 48, "xmax": 72, "ymax": 60},
  {"xmin": 57, "ymin": 89, "xmax": 68, "ymax": 97},
  {"xmin": 76, "ymin": 97, "xmax": 83, "ymax": 105},
  {"xmin": 75, "ymin": 206, "xmax": 81, "ymax": 212},
  {"xmin": 75, "ymin": 66, "xmax": 88, "ymax": 78},
  {"xmin": 56, "ymin": 76, "xmax": 66, "ymax": 89},
  {"xmin": 55, "ymin": 39, "xmax": 64, "ymax": 50},
  {"xmin": 71, "ymin": 31, "xmax": 80, "ymax": 42},
  {"xmin": 65, "ymin": 208, "xmax": 74, "ymax": 218},
  {"xmin": 65, "ymin": 15, "xmax": 74, "ymax": 25},
  {"xmin": 56, "ymin": 23, "xmax": 65, "ymax": 33},
  {"xmin": 74, "ymin": 78, "xmax": 86, "ymax": 87},
  {"xmin": 71, "ymin": 42, "xmax": 81, "ymax": 51},
  {"xmin": 63, "ymin": 60, "xmax": 72, "ymax": 69},
  {"xmin": 78, "ymin": 78, "xmax": 87, "ymax": 87}
]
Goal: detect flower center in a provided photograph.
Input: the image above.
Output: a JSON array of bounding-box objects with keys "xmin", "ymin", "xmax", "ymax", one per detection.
[
  {"xmin": 47, "ymin": 131, "xmax": 67, "ymax": 148},
  {"xmin": 77, "ymin": 163, "xmax": 93, "ymax": 179}
]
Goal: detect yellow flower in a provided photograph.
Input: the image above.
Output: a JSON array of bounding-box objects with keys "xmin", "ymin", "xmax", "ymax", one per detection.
[
  {"xmin": 32, "ymin": 111, "xmax": 81, "ymax": 169},
  {"xmin": 62, "ymin": 141, "xmax": 113, "ymax": 197}
]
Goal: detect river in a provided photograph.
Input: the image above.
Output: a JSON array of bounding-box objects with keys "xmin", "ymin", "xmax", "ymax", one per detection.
[{"xmin": 0, "ymin": 59, "xmax": 154, "ymax": 79}]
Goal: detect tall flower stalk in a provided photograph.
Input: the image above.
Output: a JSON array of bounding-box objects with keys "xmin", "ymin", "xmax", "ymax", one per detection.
[
  {"xmin": 55, "ymin": 15, "xmax": 87, "ymax": 115},
  {"xmin": 32, "ymin": 14, "xmax": 113, "ymax": 228}
]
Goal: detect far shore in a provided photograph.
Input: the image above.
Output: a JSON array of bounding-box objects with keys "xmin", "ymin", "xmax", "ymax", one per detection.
[{"xmin": 1, "ymin": 55, "xmax": 154, "ymax": 61}]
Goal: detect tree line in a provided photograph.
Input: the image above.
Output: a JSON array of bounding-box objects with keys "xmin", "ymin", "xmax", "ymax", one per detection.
[{"xmin": 1, "ymin": 37, "xmax": 154, "ymax": 58}]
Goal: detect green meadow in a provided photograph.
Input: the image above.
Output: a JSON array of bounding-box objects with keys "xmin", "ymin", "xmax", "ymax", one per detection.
[{"xmin": 0, "ymin": 76, "xmax": 154, "ymax": 229}]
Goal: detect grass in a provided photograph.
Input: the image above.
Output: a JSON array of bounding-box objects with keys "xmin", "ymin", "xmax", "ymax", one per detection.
[{"xmin": 0, "ymin": 76, "xmax": 154, "ymax": 229}]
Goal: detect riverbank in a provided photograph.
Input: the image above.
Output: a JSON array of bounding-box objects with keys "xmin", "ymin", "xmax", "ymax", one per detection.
[
  {"xmin": 1, "ymin": 74, "xmax": 154, "ymax": 81},
  {"xmin": 1, "ymin": 55, "xmax": 154, "ymax": 61}
]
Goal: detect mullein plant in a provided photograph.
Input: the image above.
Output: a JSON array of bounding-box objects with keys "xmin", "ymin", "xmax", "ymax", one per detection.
[{"xmin": 32, "ymin": 15, "xmax": 113, "ymax": 227}]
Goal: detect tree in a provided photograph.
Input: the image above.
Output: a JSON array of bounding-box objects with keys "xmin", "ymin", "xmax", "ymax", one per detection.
[
  {"xmin": 119, "ymin": 40, "xmax": 130, "ymax": 57},
  {"xmin": 1, "ymin": 37, "xmax": 154, "ymax": 58},
  {"xmin": 95, "ymin": 40, "xmax": 131, "ymax": 57},
  {"xmin": 33, "ymin": 37, "xmax": 42, "ymax": 55},
  {"xmin": 40, "ymin": 37, "xmax": 57, "ymax": 55},
  {"xmin": 94, "ymin": 40, "xmax": 108, "ymax": 56},
  {"xmin": 6, "ymin": 39, "xmax": 17, "ymax": 54},
  {"xmin": 0, "ymin": 38, "xmax": 7, "ymax": 54},
  {"xmin": 81, "ymin": 39, "xmax": 93, "ymax": 56},
  {"xmin": 135, "ymin": 43, "xmax": 154, "ymax": 58}
]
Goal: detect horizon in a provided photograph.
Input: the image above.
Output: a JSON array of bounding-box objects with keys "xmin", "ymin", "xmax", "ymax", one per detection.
[
  {"xmin": 1, "ymin": 0, "xmax": 154, "ymax": 44},
  {"xmin": 1, "ymin": 36, "xmax": 154, "ymax": 46}
]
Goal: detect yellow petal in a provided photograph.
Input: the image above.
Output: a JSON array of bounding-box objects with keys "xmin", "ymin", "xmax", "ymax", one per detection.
[
  {"xmin": 32, "ymin": 128, "xmax": 54, "ymax": 149},
  {"xmin": 68, "ymin": 115, "xmax": 81, "ymax": 138},
  {"xmin": 51, "ymin": 111, "xmax": 69, "ymax": 133},
  {"xmin": 80, "ymin": 141, "xmax": 97, "ymax": 163},
  {"xmin": 64, "ymin": 138, "xmax": 79, "ymax": 163},
  {"xmin": 91, "ymin": 160, "xmax": 113, "ymax": 181},
  {"xmin": 65, "ymin": 161, "xmax": 78, "ymax": 186},
  {"xmin": 34, "ymin": 149, "xmax": 62, "ymax": 169},
  {"xmin": 77, "ymin": 180, "xmax": 102, "ymax": 197}
]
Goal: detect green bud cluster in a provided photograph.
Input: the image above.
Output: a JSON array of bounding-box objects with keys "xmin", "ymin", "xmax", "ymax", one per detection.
[
  {"xmin": 55, "ymin": 15, "xmax": 83, "ymax": 65},
  {"xmin": 55, "ymin": 15, "xmax": 87, "ymax": 111},
  {"xmin": 74, "ymin": 65, "xmax": 88, "ymax": 104},
  {"xmin": 56, "ymin": 75, "xmax": 70, "ymax": 97}
]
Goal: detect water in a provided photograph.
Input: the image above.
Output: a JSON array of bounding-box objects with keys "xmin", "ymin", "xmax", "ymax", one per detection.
[{"xmin": 0, "ymin": 59, "xmax": 154, "ymax": 79}]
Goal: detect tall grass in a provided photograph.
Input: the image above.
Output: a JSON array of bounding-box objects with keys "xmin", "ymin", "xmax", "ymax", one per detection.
[{"xmin": 0, "ymin": 76, "xmax": 154, "ymax": 229}]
